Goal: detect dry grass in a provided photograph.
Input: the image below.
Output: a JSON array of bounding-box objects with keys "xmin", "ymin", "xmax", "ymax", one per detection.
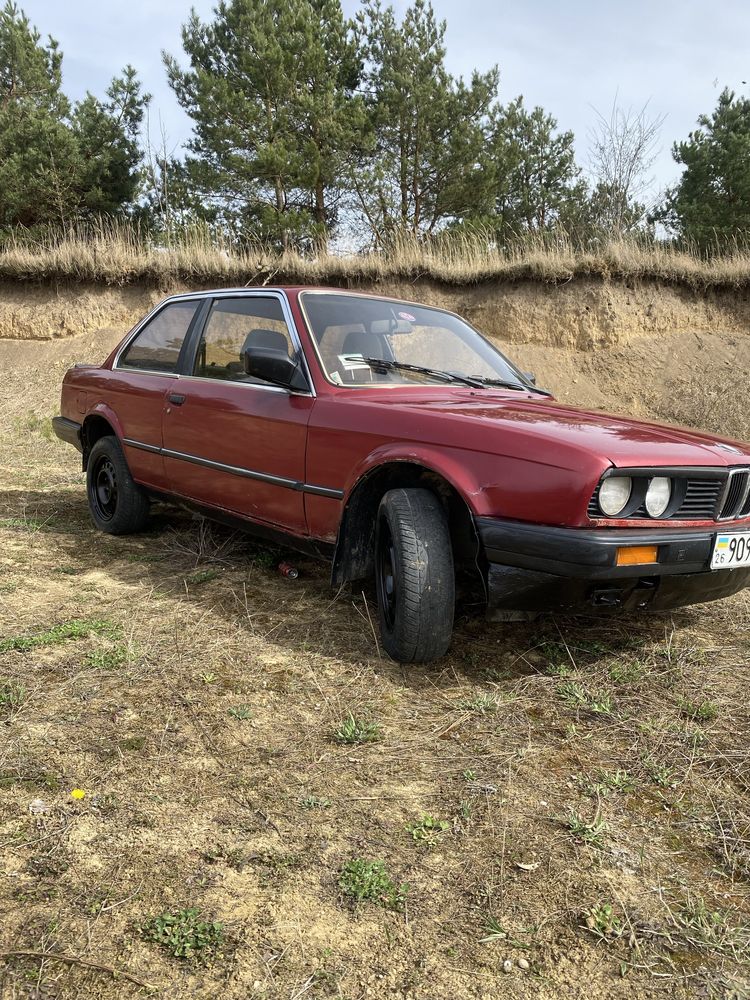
[
  {"xmin": 5, "ymin": 221, "xmax": 750, "ymax": 290},
  {"xmin": 1, "ymin": 333, "xmax": 750, "ymax": 998}
]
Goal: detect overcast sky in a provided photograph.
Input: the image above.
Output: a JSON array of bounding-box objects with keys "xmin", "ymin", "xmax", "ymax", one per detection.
[{"xmin": 17, "ymin": 0, "xmax": 750, "ymax": 204}]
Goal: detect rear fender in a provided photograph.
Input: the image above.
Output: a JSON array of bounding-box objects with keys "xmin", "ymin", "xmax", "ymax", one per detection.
[{"xmin": 80, "ymin": 404, "xmax": 125, "ymax": 468}]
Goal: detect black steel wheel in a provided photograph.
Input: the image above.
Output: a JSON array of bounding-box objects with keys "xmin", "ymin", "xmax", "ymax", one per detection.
[
  {"xmin": 90, "ymin": 454, "xmax": 118, "ymax": 523},
  {"xmin": 374, "ymin": 488, "xmax": 454, "ymax": 663},
  {"xmin": 86, "ymin": 436, "xmax": 149, "ymax": 535}
]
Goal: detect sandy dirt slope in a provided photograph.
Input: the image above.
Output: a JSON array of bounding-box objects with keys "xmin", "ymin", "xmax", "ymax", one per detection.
[{"xmin": 0, "ymin": 314, "xmax": 748, "ymax": 998}]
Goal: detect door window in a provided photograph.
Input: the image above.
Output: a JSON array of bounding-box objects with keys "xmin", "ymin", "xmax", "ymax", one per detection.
[
  {"xmin": 119, "ymin": 300, "xmax": 199, "ymax": 373},
  {"xmin": 192, "ymin": 296, "xmax": 295, "ymax": 383}
]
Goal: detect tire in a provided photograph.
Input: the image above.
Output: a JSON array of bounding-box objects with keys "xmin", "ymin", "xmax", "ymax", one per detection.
[
  {"xmin": 374, "ymin": 488, "xmax": 455, "ymax": 663},
  {"xmin": 86, "ymin": 436, "xmax": 150, "ymax": 535}
]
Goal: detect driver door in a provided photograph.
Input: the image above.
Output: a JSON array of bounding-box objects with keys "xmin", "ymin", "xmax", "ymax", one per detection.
[{"xmin": 161, "ymin": 293, "xmax": 313, "ymax": 536}]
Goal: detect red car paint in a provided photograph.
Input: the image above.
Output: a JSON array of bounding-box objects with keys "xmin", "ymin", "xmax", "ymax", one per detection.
[{"xmin": 58, "ymin": 286, "xmax": 750, "ymax": 549}]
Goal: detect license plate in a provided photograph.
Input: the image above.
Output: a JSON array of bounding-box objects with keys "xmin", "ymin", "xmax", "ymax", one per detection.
[{"xmin": 711, "ymin": 531, "xmax": 750, "ymax": 569}]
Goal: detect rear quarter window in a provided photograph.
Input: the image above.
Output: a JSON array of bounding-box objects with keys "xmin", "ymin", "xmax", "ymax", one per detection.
[{"xmin": 119, "ymin": 301, "xmax": 199, "ymax": 373}]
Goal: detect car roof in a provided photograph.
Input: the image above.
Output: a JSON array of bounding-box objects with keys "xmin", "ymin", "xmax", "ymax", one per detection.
[{"xmin": 161, "ymin": 286, "xmax": 424, "ymax": 301}]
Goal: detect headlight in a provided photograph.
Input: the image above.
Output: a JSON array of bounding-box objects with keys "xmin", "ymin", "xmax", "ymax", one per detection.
[
  {"xmin": 645, "ymin": 476, "xmax": 672, "ymax": 517},
  {"xmin": 599, "ymin": 476, "xmax": 632, "ymax": 516}
]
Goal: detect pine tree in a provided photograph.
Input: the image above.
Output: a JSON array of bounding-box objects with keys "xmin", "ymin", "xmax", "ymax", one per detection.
[
  {"xmin": 164, "ymin": 0, "xmax": 364, "ymax": 249},
  {"xmin": 487, "ymin": 97, "xmax": 586, "ymax": 239},
  {"xmin": 72, "ymin": 66, "xmax": 149, "ymax": 217},
  {"xmin": 0, "ymin": 1, "xmax": 78, "ymax": 226},
  {"xmin": 660, "ymin": 89, "xmax": 750, "ymax": 249},
  {"xmin": 354, "ymin": 0, "xmax": 497, "ymax": 243},
  {"xmin": 0, "ymin": 2, "xmax": 148, "ymax": 228}
]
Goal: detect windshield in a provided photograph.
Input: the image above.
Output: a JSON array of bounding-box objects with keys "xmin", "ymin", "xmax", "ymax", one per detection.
[{"xmin": 300, "ymin": 291, "xmax": 530, "ymax": 389}]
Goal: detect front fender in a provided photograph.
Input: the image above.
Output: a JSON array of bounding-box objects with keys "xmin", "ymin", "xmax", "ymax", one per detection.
[{"xmin": 342, "ymin": 443, "xmax": 485, "ymax": 514}]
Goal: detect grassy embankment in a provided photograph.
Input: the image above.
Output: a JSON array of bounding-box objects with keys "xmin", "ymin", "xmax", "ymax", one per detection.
[{"xmin": 4, "ymin": 222, "xmax": 750, "ymax": 288}]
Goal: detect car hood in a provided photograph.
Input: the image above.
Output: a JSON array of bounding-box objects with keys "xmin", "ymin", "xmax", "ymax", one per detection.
[{"xmin": 386, "ymin": 391, "xmax": 750, "ymax": 470}]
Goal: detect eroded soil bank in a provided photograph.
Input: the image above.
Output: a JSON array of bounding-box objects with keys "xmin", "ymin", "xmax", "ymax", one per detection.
[
  {"xmin": 4, "ymin": 275, "xmax": 750, "ymax": 348},
  {"xmin": 2, "ymin": 276, "xmax": 748, "ymax": 441}
]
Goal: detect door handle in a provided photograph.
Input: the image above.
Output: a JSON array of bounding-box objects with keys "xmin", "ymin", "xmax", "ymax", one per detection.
[{"xmin": 167, "ymin": 393, "xmax": 186, "ymax": 405}]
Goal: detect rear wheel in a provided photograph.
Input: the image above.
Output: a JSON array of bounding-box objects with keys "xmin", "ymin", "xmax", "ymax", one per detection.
[
  {"xmin": 86, "ymin": 436, "xmax": 149, "ymax": 535},
  {"xmin": 375, "ymin": 488, "xmax": 454, "ymax": 663}
]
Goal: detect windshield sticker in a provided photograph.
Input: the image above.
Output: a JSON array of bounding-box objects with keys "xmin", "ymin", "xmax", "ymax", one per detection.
[
  {"xmin": 397, "ymin": 311, "xmax": 416, "ymax": 322},
  {"xmin": 338, "ymin": 353, "xmax": 371, "ymax": 371}
]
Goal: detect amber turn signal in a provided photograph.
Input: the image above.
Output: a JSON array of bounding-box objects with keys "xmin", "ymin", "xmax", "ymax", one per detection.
[{"xmin": 615, "ymin": 545, "xmax": 658, "ymax": 567}]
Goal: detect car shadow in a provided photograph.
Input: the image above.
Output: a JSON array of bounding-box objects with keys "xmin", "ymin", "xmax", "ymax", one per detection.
[{"xmin": 0, "ymin": 485, "xmax": 689, "ymax": 691}]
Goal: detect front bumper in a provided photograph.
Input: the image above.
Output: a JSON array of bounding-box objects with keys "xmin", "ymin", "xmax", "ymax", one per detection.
[{"xmin": 476, "ymin": 517, "xmax": 750, "ymax": 617}]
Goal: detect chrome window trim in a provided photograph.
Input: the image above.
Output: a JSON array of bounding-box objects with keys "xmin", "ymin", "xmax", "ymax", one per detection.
[
  {"xmin": 175, "ymin": 373, "xmax": 291, "ymax": 395},
  {"xmin": 113, "ymin": 296, "xmax": 202, "ymax": 373},
  {"xmin": 114, "ymin": 289, "xmax": 316, "ymax": 397},
  {"xmin": 297, "ymin": 288, "xmax": 531, "ymax": 392}
]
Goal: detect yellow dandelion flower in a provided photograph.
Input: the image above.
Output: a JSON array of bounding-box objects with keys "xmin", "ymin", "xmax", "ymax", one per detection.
[{"xmin": 70, "ymin": 788, "xmax": 86, "ymax": 800}]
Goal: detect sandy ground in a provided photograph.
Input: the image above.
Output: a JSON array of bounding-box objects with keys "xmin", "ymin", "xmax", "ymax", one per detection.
[{"xmin": 0, "ymin": 315, "xmax": 748, "ymax": 998}]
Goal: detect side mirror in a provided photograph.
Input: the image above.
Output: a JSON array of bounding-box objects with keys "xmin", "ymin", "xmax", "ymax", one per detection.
[
  {"xmin": 523, "ymin": 371, "xmax": 537, "ymax": 385},
  {"xmin": 242, "ymin": 346, "xmax": 308, "ymax": 391}
]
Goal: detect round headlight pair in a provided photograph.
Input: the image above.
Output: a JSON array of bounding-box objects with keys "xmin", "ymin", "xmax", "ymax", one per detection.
[{"xmin": 598, "ymin": 475, "xmax": 672, "ymax": 518}]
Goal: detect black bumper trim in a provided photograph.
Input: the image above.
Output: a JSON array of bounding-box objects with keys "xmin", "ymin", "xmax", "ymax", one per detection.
[
  {"xmin": 52, "ymin": 416, "xmax": 82, "ymax": 453},
  {"xmin": 475, "ymin": 517, "xmax": 739, "ymax": 579},
  {"xmin": 477, "ymin": 516, "xmax": 750, "ymax": 616}
]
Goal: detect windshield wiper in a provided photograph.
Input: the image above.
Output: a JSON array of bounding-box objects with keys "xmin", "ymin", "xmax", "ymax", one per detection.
[
  {"xmin": 356, "ymin": 357, "xmax": 486, "ymax": 389},
  {"xmin": 468, "ymin": 375, "xmax": 553, "ymax": 397}
]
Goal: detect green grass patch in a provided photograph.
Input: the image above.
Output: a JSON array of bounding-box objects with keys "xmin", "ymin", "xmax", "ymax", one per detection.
[
  {"xmin": 0, "ymin": 679, "xmax": 26, "ymax": 714},
  {"xmin": 558, "ymin": 681, "xmax": 614, "ymax": 715},
  {"xmin": 141, "ymin": 908, "xmax": 225, "ymax": 965},
  {"xmin": 333, "ymin": 713, "xmax": 382, "ymax": 744},
  {"xmin": 85, "ymin": 644, "xmax": 132, "ymax": 669},
  {"xmin": 0, "ymin": 619, "xmax": 118, "ymax": 654},
  {"xmin": 406, "ymin": 813, "xmax": 450, "ymax": 845},
  {"xmin": 185, "ymin": 568, "xmax": 221, "ymax": 586},
  {"xmin": 339, "ymin": 859, "xmax": 408, "ymax": 910},
  {"xmin": 679, "ymin": 698, "xmax": 719, "ymax": 723}
]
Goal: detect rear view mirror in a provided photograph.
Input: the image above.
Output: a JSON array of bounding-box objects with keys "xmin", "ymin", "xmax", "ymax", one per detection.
[
  {"xmin": 242, "ymin": 346, "xmax": 308, "ymax": 391},
  {"xmin": 523, "ymin": 371, "xmax": 537, "ymax": 385}
]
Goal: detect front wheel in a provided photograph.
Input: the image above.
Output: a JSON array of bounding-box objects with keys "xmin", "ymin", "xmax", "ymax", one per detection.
[
  {"xmin": 86, "ymin": 436, "xmax": 150, "ymax": 535},
  {"xmin": 375, "ymin": 488, "xmax": 455, "ymax": 663}
]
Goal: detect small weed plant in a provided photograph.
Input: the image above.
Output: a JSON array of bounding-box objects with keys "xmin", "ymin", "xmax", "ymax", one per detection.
[
  {"xmin": 583, "ymin": 902, "xmax": 623, "ymax": 938},
  {"xmin": 141, "ymin": 908, "xmax": 224, "ymax": 965},
  {"xmin": 406, "ymin": 813, "xmax": 450, "ymax": 845},
  {"xmin": 301, "ymin": 795, "xmax": 331, "ymax": 810},
  {"xmin": 565, "ymin": 811, "xmax": 608, "ymax": 848},
  {"xmin": 558, "ymin": 682, "xmax": 613, "ymax": 715},
  {"xmin": 86, "ymin": 645, "xmax": 131, "ymax": 669},
  {"xmin": 679, "ymin": 698, "xmax": 719, "ymax": 723},
  {"xmin": 0, "ymin": 679, "xmax": 25, "ymax": 714},
  {"xmin": 333, "ymin": 713, "xmax": 381, "ymax": 744},
  {"xmin": 227, "ymin": 704, "xmax": 252, "ymax": 720},
  {"xmin": 581, "ymin": 769, "xmax": 636, "ymax": 797},
  {"xmin": 458, "ymin": 693, "xmax": 501, "ymax": 714},
  {"xmin": 339, "ymin": 859, "xmax": 407, "ymax": 910}
]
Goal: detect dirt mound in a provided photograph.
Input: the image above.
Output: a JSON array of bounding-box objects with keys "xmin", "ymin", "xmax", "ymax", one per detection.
[{"xmin": 4, "ymin": 276, "xmax": 750, "ymax": 351}]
